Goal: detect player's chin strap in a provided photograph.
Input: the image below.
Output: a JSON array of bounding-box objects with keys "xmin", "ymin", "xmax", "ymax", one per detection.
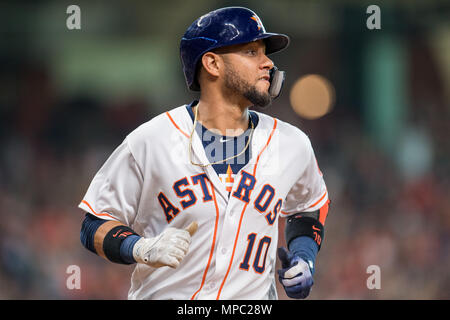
[{"xmin": 269, "ymin": 66, "xmax": 285, "ymax": 99}]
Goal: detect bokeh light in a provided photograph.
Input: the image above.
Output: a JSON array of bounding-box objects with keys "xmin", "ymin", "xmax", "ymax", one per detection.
[{"xmin": 289, "ymin": 74, "xmax": 335, "ymax": 119}]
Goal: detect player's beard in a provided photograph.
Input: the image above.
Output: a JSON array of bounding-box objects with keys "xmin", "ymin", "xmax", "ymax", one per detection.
[{"xmin": 223, "ymin": 65, "xmax": 272, "ymax": 108}]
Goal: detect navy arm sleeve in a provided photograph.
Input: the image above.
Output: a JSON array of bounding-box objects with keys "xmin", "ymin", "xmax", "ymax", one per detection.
[{"xmin": 80, "ymin": 213, "xmax": 106, "ymax": 254}]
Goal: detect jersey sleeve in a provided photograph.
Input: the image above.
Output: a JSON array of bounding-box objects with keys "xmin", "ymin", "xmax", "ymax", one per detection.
[
  {"xmin": 280, "ymin": 137, "xmax": 328, "ymax": 218},
  {"xmin": 78, "ymin": 137, "xmax": 143, "ymax": 226}
]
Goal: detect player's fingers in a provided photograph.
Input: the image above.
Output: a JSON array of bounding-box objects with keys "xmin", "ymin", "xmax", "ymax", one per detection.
[
  {"xmin": 171, "ymin": 231, "xmax": 191, "ymax": 247},
  {"xmin": 185, "ymin": 221, "xmax": 198, "ymax": 237},
  {"xmin": 281, "ymin": 274, "xmax": 304, "ymax": 287},
  {"xmin": 145, "ymin": 251, "xmax": 183, "ymax": 269},
  {"xmin": 285, "ymin": 285, "xmax": 311, "ymax": 299},
  {"xmin": 172, "ymin": 239, "xmax": 190, "ymax": 254},
  {"xmin": 284, "ymin": 260, "xmax": 309, "ymax": 279},
  {"xmin": 152, "ymin": 251, "xmax": 184, "ymax": 268},
  {"xmin": 159, "ymin": 255, "xmax": 181, "ymax": 269},
  {"xmin": 168, "ymin": 247, "xmax": 187, "ymax": 260}
]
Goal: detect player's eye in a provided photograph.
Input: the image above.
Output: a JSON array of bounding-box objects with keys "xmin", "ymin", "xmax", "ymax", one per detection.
[{"xmin": 246, "ymin": 49, "xmax": 257, "ymax": 56}]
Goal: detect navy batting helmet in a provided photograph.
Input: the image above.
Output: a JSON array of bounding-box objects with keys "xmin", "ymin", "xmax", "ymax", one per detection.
[{"xmin": 180, "ymin": 7, "xmax": 290, "ymax": 91}]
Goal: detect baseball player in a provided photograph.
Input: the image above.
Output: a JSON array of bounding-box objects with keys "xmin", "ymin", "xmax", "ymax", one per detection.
[{"xmin": 79, "ymin": 7, "xmax": 330, "ymax": 300}]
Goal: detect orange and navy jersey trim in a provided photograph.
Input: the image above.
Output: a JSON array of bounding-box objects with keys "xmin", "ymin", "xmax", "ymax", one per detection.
[
  {"xmin": 307, "ymin": 190, "xmax": 328, "ymax": 210},
  {"xmin": 166, "ymin": 111, "xmax": 189, "ymax": 138},
  {"xmin": 80, "ymin": 200, "xmax": 118, "ymax": 221},
  {"xmin": 280, "ymin": 189, "xmax": 329, "ymax": 217}
]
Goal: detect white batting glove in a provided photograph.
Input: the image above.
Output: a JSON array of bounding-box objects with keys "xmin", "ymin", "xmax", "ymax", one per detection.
[
  {"xmin": 133, "ymin": 222, "xmax": 198, "ymax": 268},
  {"xmin": 277, "ymin": 247, "xmax": 314, "ymax": 299}
]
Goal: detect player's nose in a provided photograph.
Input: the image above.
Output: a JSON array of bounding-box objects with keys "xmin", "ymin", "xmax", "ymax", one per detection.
[{"xmin": 261, "ymin": 54, "xmax": 274, "ymax": 70}]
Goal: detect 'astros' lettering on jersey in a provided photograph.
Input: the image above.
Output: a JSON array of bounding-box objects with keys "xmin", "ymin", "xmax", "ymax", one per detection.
[{"xmin": 79, "ymin": 103, "xmax": 328, "ymax": 300}]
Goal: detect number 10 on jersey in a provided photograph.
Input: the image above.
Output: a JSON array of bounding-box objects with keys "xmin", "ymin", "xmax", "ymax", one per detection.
[{"xmin": 239, "ymin": 233, "xmax": 272, "ymax": 274}]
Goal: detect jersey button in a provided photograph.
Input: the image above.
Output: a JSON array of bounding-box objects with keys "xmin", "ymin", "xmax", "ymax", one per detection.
[{"xmin": 221, "ymin": 248, "xmax": 227, "ymax": 254}]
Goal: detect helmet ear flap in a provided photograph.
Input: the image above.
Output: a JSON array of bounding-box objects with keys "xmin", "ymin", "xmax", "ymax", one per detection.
[
  {"xmin": 269, "ymin": 66, "xmax": 285, "ymax": 99},
  {"xmin": 180, "ymin": 37, "xmax": 218, "ymax": 91},
  {"xmin": 191, "ymin": 62, "xmax": 203, "ymax": 91}
]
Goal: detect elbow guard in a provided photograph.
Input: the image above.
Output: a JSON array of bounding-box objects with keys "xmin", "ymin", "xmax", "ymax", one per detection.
[
  {"xmin": 102, "ymin": 225, "xmax": 139, "ymax": 264},
  {"xmin": 285, "ymin": 199, "xmax": 330, "ymax": 249},
  {"xmin": 80, "ymin": 213, "xmax": 140, "ymax": 264},
  {"xmin": 285, "ymin": 214, "xmax": 324, "ymax": 250}
]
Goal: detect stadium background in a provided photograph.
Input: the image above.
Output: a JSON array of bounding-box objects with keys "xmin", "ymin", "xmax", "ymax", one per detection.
[{"xmin": 0, "ymin": 0, "xmax": 449, "ymax": 299}]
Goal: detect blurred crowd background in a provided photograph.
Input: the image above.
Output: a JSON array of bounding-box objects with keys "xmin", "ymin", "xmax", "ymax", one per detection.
[{"xmin": 0, "ymin": 0, "xmax": 449, "ymax": 299}]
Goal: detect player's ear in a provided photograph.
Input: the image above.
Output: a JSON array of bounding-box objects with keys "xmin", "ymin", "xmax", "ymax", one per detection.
[{"xmin": 200, "ymin": 52, "xmax": 221, "ymax": 78}]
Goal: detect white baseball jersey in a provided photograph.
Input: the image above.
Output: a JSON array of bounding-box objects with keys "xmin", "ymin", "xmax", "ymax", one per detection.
[{"xmin": 78, "ymin": 102, "xmax": 328, "ymax": 300}]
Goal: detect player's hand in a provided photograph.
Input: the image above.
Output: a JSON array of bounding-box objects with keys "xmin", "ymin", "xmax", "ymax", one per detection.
[
  {"xmin": 133, "ymin": 222, "xmax": 198, "ymax": 268},
  {"xmin": 277, "ymin": 247, "xmax": 314, "ymax": 299}
]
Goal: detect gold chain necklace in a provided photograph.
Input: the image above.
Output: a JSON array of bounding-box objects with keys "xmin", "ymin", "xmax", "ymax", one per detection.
[{"xmin": 188, "ymin": 106, "xmax": 254, "ymax": 168}]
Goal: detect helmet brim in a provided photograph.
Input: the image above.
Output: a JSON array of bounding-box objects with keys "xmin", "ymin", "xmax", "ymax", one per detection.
[{"xmin": 256, "ymin": 33, "xmax": 290, "ymax": 55}]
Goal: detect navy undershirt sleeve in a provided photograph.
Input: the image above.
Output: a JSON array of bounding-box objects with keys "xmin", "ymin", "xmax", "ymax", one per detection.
[
  {"xmin": 80, "ymin": 213, "xmax": 106, "ymax": 254},
  {"xmin": 119, "ymin": 235, "xmax": 140, "ymax": 264},
  {"xmin": 288, "ymin": 236, "xmax": 319, "ymax": 275}
]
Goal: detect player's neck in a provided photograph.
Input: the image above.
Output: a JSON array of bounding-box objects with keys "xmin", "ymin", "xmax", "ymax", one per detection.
[{"xmin": 196, "ymin": 97, "xmax": 251, "ymax": 136}]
